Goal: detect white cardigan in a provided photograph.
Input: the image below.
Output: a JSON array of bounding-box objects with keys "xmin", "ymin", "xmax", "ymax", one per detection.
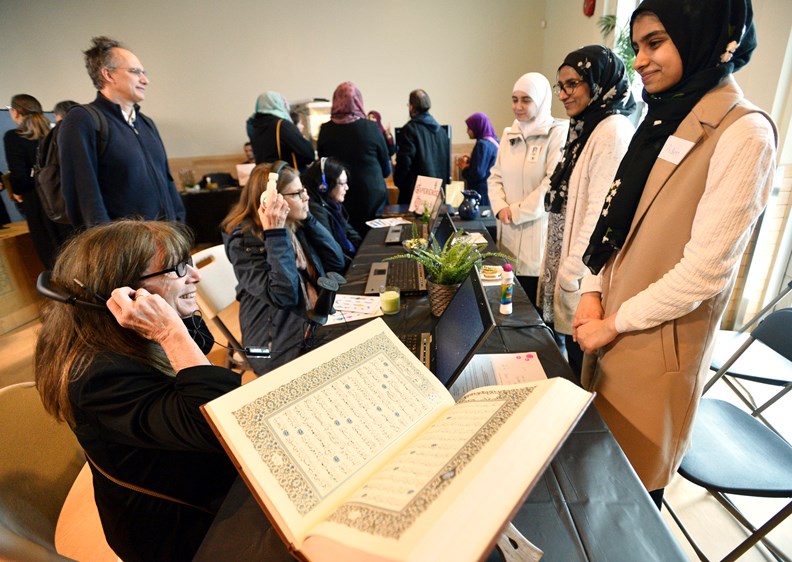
[
  {"xmin": 580, "ymin": 112, "xmax": 776, "ymax": 333},
  {"xmin": 546, "ymin": 114, "xmax": 635, "ymax": 334},
  {"xmin": 488, "ymin": 118, "xmax": 568, "ymax": 276}
]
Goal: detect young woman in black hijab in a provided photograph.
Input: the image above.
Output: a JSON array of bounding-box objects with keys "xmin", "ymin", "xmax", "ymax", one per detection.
[
  {"xmin": 573, "ymin": 0, "xmax": 776, "ymax": 506},
  {"xmin": 539, "ymin": 45, "xmax": 635, "ymax": 379}
]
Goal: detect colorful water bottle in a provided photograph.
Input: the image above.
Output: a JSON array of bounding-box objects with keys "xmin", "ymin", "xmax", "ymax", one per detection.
[{"xmin": 500, "ymin": 263, "xmax": 514, "ymax": 315}]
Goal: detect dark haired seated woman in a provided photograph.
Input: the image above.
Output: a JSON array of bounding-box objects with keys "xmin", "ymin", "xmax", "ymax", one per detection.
[
  {"xmin": 301, "ymin": 157, "xmax": 362, "ymax": 268},
  {"xmin": 35, "ymin": 220, "xmax": 292, "ymax": 562},
  {"xmin": 222, "ymin": 161, "xmax": 345, "ymax": 375}
]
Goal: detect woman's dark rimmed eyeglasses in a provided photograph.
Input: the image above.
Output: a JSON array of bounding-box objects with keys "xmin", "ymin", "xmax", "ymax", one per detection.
[
  {"xmin": 282, "ymin": 188, "xmax": 307, "ymax": 199},
  {"xmin": 139, "ymin": 257, "xmax": 194, "ymax": 281},
  {"xmin": 552, "ymin": 79, "xmax": 584, "ymax": 96}
]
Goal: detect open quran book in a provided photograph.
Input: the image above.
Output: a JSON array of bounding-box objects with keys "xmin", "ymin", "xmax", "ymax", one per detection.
[{"xmin": 202, "ymin": 318, "xmax": 592, "ymax": 562}]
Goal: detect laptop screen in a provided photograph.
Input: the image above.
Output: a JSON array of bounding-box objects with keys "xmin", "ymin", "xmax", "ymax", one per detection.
[
  {"xmin": 425, "ymin": 189, "xmax": 444, "ymax": 232},
  {"xmin": 432, "ymin": 211, "xmax": 457, "ymax": 248},
  {"xmin": 433, "ymin": 270, "xmax": 495, "ymax": 388}
]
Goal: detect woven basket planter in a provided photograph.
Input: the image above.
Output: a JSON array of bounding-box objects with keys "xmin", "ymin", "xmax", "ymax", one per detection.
[{"xmin": 427, "ymin": 280, "xmax": 461, "ymax": 317}]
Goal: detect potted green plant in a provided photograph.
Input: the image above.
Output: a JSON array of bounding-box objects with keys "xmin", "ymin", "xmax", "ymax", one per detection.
[{"xmin": 387, "ymin": 230, "xmax": 510, "ymax": 316}]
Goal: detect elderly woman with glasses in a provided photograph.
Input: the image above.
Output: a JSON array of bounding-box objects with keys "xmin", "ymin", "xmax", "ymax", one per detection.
[
  {"xmin": 538, "ymin": 45, "xmax": 636, "ymax": 378},
  {"xmin": 222, "ymin": 161, "xmax": 345, "ymax": 376},
  {"xmin": 35, "ymin": 220, "xmax": 295, "ymax": 561}
]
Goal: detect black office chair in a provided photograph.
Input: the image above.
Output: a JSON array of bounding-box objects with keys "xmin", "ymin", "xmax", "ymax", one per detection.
[
  {"xmin": 663, "ymin": 308, "xmax": 792, "ymax": 562},
  {"xmin": 708, "ymin": 284, "xmax": 792, "ymax": 433}
]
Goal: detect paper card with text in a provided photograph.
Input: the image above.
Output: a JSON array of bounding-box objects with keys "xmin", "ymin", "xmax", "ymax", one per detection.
[
  {"xmin": 408, "ymin": 175, "xmax": 443, "ymax": 214},
  {"xmin": 450, "ymin": 352, "xmax": 546, "ymax": 400}
]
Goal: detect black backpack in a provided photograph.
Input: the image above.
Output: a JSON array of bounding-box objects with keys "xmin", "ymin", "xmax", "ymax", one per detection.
[{"xmin": 34, "ymin": 104, "xmax": 109, "ymax": 224}]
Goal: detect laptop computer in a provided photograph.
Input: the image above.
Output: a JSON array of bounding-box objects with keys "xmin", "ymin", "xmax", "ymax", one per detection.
[
  {"xmin": 400, "ymin": 269, "xmax": 495, "ymax": 389},
  {"xmin": 364, "ymin": 211, "xmax": 458, "ymax": 295},
  {"xmin": 384, "ymin": 189, "xmax": 444, "ymax": 245}
]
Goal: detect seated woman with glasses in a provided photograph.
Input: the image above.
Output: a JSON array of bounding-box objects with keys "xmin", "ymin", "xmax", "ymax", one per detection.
[
  {"xmin": 539, "ymin": 45, "xmax": 636, "ymax": 379},
  {"xmin": 35, "ymin": 220, "xmax": 292, "ymax": 561},
  {"xmin": 221, "ymin": 161, "xmax": 345, "ymax": 376},
  {"xmin": 301, "ymin": 157, "xmax": 362, "ymax": 269}
]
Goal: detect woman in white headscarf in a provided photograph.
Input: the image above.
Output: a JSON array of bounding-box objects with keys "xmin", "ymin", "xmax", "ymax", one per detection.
[{"xmin": 488, "ymin": 73, "xmax": 568, "ymax": 305}]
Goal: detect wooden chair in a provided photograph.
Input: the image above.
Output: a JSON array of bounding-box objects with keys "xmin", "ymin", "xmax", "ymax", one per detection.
[{"xmin": 0, "ymin": 382, "xmax": 84, "ymax": 561}]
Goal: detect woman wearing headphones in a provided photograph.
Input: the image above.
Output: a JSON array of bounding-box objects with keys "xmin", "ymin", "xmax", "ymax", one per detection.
[
  {"xmin": 221, "ymin": 161, "xmax": 345, "ymax": 375},
  {"xmin": 301, "ymin": 157, "xmax": 361, "ymax": 269},
  {"xmin": 35, "ymin": 220, "xmax": 292, "ymax": 561}
]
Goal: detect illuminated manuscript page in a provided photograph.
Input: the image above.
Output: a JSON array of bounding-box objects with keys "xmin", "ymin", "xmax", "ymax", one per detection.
[
  {"xmin": 202, "ymin": 318, "xmax": 453, "ymax": 546},
  {"xmin": 302, "ymin": 379, "xmax": 593, "ymax": 562}
]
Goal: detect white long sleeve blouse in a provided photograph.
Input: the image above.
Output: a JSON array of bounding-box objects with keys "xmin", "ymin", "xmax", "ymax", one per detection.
[{"xmin": 581, "ymin": 113, "xmax": 776, "ymax": 333}]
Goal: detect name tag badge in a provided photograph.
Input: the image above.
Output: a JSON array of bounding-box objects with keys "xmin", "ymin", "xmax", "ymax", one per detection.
[
  {"xmin": 527, "ymin": 144, "xmax": 541, "ymax": 162},
  {"xmin": 658, "ymin": 136, "xmax": 695, "ymax": 165}
]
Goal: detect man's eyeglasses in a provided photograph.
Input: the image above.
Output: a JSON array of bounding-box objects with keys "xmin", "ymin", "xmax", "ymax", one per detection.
[
  {"xmin": 282, "ymin": 188, "xmax": 308, "ymax": 199},
  {"xmin": 139, "ymin": 257, "xmax": 194, "ymax": 281},
  {"xmin": 552, "ymin": 79, "xmax": 584, "ymax": 96},
  {"xmin": 107, "ymin": 66, "xmax": 148, "ymax": 77}
]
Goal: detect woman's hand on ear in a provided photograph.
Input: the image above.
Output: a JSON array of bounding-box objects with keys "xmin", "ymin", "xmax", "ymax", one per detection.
[{"xmin": 106, "ymin": 286, "xmax": 182, "ymax": 344}]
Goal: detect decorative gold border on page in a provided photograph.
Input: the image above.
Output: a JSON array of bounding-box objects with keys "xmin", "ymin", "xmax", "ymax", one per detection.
[
  {"xmin": 326, "ymin": 386, "xmax": 535, "ymax": 538},
  {"xmin": 231, "ymin": 332, "xmax": 430, "ymax": 515}
]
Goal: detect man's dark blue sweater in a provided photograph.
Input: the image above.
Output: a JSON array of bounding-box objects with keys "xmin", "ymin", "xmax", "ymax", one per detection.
[{"xmin": 59, "ymin": 93, "xmax": 185, "ymax": 228}]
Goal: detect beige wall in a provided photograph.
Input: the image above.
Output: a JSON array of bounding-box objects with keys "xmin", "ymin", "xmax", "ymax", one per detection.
[
  {"xmin": 0, "ymin": 0, "xmax": 547, "ymax": 157},
  {"xmin": 1, "ymin": 0, "xmax": 790, "ymax": 159}
]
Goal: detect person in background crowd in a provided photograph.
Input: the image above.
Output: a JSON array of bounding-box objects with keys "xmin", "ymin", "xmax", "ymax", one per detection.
[
  {"xmin": 35, "ymin": 220, "xmax": 292, "ymax": 562},
  {"xmin": 243, "ymin": 141, "xmax": 255, "ymax": 163},
  {"xmin": 539, "ymin": 45, "xmax": 636, "ymax": 379},
  {"xmin": 246, "ymin": 91, "xmax": 314, "ymax": 171},
  {"xmin": 317, "ymin": 82, "xmax": 391, "ymax": 234},
  {"xmin": 574, "ymin": 0, "xmax": 776, "ymax": 508},
  {"xmin": 488, "ymin": 73, "xmax": 568, "ymax": 307},
  {"xmin": 290, "ymin": 110, "xmax": 306, "ymax": 136},
  {"xmin": 4, "ymin": 94, "xmax": 72, "ymax": 267},
  {"xmin": 53, "ymin": 100, "xmax": 79, "ymax": 123},
  {"xmin": 301, "ymin": 157, "xmax": 361, "ymax": 269},
  {"xmin": 394, "ymin": 89, "xmax": 450, "ymax": 204},
  {"xmin": 367, "ymin": 110, "xmax": 396, "ymax": 156},
  {"xmin": 59, "ymin": 36, "xmax": 185, "ymax": 229},
  {"xmin": 457, "ymin": 111, "xmax": 499, "ymax": 205},
  {"xmin": 221, "ymin": 162, "xmax": 345, "ymax": 376}
]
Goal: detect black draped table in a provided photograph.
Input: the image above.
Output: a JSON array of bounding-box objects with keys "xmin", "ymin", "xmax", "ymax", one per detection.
[
  {"xmin": 194, "ymin": 222, "xmax": 686, "ymax": 562},
  {"xmin": 181, "ymin": 187, "xmax": 242, "ymax": 245}
]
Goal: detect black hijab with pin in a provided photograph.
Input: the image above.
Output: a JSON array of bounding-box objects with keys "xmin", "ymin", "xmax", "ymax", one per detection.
[{"xmin": 582, "ymin": 0, "xmax": 757, "ymax": 273}]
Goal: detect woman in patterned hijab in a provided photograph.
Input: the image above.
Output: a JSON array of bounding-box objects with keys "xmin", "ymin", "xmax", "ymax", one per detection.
[{"xmin": 539, "ymin": 45, "xmax": 635, "ymax": 378}]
